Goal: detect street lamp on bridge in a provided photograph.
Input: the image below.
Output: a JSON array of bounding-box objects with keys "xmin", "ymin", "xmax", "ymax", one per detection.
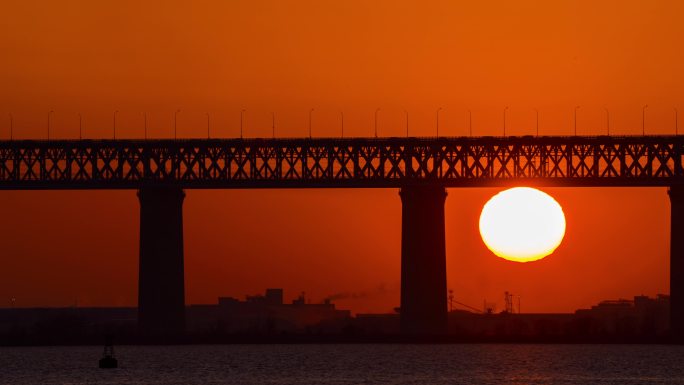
[
  {"xmin": 114, "ymin": 110, "xmax": 119, "ymax": 139},
  {"xmin": 436, "ymin": 107, "xmax": 443, "ymax": 137},
  {"xmin": 174, "ymin": 109, "xmax": 180, "ymax": 140},
  {"xmin": 309, "ymin": 109, "xmax": 314, "ymax": 138},
  {"xmin": 240, "ymin": 109, "xmax": 246, "ymax": 139},
  {"xmin": 642, "ymin": 104, "xmax": 648, "ymax": 136},
  {"xmin": 375, "ymin": 108, "xmax": 380, "ymax": 138},
  {"xmin": 503, "ymin": 106, "xmax": 508, "ymax": 137},
  {"xmin": 48, "ymin": 110, "xmax": 54, "ymax": 140}
]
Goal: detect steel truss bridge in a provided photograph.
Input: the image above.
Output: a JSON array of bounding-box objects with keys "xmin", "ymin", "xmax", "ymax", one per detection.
[
  {"xmin": 1, "ymin": 136, "xmax": 684, "ymax": 189},
  {"xmin": 1, "ymin": 135, "xmax": 684, "ymax": 339}
]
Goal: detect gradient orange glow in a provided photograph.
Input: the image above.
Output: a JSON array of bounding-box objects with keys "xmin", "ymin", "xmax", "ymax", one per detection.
[{"xmin": 0, "ymin": 0, "xmax": 681, "ymax": 313}]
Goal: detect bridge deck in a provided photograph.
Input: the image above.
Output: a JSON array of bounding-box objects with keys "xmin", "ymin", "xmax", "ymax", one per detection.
[{"xmin": 1, "ymin": 136, "xmax": 683, "ymax": 189}]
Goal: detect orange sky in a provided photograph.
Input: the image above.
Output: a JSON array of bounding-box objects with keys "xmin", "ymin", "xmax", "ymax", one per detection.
[{"xmin": 0, "ymin": 0, "xmax": 682, "ymax": 314}]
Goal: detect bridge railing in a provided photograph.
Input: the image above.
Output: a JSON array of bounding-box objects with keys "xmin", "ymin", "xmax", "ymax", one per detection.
[{"xmin": 0, "ymin": 136, "xmax": 683, "ymax": 188}]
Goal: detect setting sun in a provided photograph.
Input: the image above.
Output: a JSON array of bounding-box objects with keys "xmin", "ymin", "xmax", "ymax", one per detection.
[{"xmin": 479, "ymin": 187, "xmax": 566, "ymax": 263}]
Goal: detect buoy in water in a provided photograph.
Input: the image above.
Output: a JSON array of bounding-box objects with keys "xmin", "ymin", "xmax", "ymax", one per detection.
[{"xmin": 98, "ymin": 339, "xmax": 118, "ymax": 369}]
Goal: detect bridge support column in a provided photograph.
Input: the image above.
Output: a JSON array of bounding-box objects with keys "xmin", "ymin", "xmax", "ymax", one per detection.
[
  {"xmin": 399, "ymin": 185, "xmax": 448, "ymax": 335},
  {"xmin": 669, "ymin": 186, "xmax": 684, "ymax": 342},
  {"xmin": 137, "ymin": 186, "xmax": 186, "ymax": 334}
]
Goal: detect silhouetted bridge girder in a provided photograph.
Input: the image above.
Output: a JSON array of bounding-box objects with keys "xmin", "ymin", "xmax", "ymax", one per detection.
[
  {"xmin": 1, "ymin": 136, "xmax": 684, "ymax": 189},
  {"xmin": 2, "ymin": 135, "xmax": 684, "ymax": 339}
]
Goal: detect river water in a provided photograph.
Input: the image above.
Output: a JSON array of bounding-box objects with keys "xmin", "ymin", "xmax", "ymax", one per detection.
[{"xmin": 1, "ymin": 344, "xmax": 684, "ymax": 384}]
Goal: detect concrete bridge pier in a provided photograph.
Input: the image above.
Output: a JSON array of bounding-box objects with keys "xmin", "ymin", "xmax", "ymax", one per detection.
[
  {"xmin": 399, "ymin": 185, "xmax": 448, "ymax": 335},
  {"xmin": 669, "ymin": 186, "xmax": 684, "ymax": 342},
  {"xmin": 137, "ymin": 186, "xmax": 186, "ymax": 334}
]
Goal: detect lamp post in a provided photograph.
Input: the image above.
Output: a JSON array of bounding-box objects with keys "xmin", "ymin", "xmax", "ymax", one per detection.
[
  {"xmin": 174, "ymin": 109, "xmax": 180, "ymax": 140},
  {"xmin": 113, "ymin": 110, "xmax": 118, "ymax": 139},
  {"xmin": 374, "ymin": 108, "xmax": 380, "ymax": 138},
  {"xmin": 309, "ymin": 108, "xmax": 314, "ymax": 138},
  {"xmin": 676, "ymin": 108, "xmax": 679, "ymax": 135},
  {"xmin": 642, "ymin": 104, "xmax": 648, "ymax": 136},
  {"xmin": 503, "ymin": 106, "xmax": 508, "ymax": 137},
  {"xmin": 48, "ymin": 110, "xmax": 54, "ymax": 140},
  {"xmin": 436, "ymin": 107, "xmax": 443, "ymax": 137},
  {"xmin": 240, "ymin": 109, "xmax": 246, "ymax": 139},
  {"xmin": 534, "ymin": 108, "xmax": 539, "ymax": 137},
  {"xmin": 574, "ymin": 106, "xmax": 580, "ymax": 136},
  {"xmin": 605, "ymin": 108, "xmax": 610, "ymax": 136}
]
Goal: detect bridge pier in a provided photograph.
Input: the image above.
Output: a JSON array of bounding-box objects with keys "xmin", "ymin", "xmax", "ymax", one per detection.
[
  {"xmin": 669, "ymin": 186, "xmax": 684, "ymax": 341},
  {"xmin": 399, "ymin": 185, "xmax": 448, "ymax": 335},
  {"xmin": 137, "ymin": 186, "xmax": 186, "ymax": 334}
]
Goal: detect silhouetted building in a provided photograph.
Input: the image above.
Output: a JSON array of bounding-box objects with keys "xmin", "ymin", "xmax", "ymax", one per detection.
[
  {"xmin": 0, "ymin": 293, "xmax": 672, "ymax": 344},
  {"xmin": 574, "ymin": 294, "xmax": 670, "ymax": 336},
  {"xmin": 438, "ymin": 294, "xmax": 671, "ymax": 340},
  {"xmin": 187, "ymin": 289, "xmax": 351, "ymax": 333}
]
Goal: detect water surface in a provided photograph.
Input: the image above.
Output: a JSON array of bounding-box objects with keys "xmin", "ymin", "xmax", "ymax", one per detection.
[{"xmin": 1, "ymin": 344, "xmax": 683, "ymax": 384}]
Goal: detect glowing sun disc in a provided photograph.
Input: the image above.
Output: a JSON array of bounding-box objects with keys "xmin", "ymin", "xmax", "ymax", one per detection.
[{"xmin": 479, "ymin": 187, "xmax": 566, "ymax": 262}]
